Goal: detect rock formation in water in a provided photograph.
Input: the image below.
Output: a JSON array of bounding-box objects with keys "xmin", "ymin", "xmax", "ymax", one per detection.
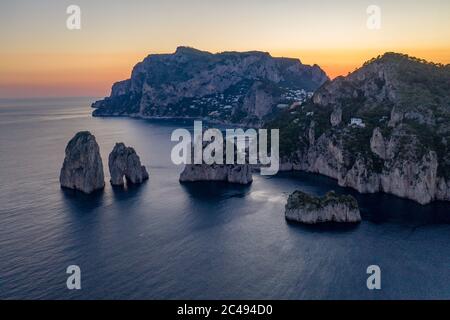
[
  {"xmin": 108, "ymin": 143, "xmax": 149, "ymax": 186},
  {"xmin": 92, "ymin": 46, "xmax": 328, "ymax": 127},
  {"xmin": 269, "ymin": 53, "xmax": 450, "ymax": 204},
  {"xmin": 285, "ymin": 191, "xmax": 361, "ymax": 224},
  {"xmin": 179, "ymin": 140, "xmax": 253, "ymax": 185},
  {"xmin": 59, "ymin": 131, "xmax": 105, "ymax": 193},
  {"xmin": 180, "ymin": 163, "xmax": 253, "ymax": 184}
]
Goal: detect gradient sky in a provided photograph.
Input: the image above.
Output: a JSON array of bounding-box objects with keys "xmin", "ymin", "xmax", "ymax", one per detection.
[{"xmin": 1, "ymin": 0, "xmax": 449, "ymax": 98}]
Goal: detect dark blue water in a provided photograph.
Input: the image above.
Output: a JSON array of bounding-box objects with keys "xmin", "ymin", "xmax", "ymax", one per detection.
[{"xmin": 0, "ymin": 97, "xmax": 449, "ymax": 300}]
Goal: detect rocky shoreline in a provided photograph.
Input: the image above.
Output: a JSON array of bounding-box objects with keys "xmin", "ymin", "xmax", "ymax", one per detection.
[
  {"xmin": 91, "ymin": 113, "xmax": 258, "ymax": 129},
  {"xmin": 278, "ymin": 154, "xmax": 449, "ymax": 205}
]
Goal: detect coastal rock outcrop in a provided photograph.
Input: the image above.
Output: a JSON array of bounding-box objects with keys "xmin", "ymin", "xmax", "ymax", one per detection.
[
  {"xmin": 179, "ymin": 140, "xmax": 253, "ymax": 185},
  {"xmin": 108, "ymin": 143, "xmax": 149, "ymax": 186},
  {"xmin": 180, "ymin": 163, "xmax": 252, "ymax": 184},
  {"xmin": 60, "ymin": 131, "xmax": 105, "ymax": 193},
  {"xmin": 285, "ymin": 191, "xmax": 361, "ymax": 224}
]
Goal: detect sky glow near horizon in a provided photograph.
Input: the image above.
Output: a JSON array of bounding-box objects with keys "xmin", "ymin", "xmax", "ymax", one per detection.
[{"xmin": 1, "ymin": 0, "xmax": 449, "ymax": 98}]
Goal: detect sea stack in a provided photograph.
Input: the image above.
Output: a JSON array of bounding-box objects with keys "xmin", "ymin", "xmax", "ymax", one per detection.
[
  {"xmin": 285, "ymin": 191, "xmax": 361, "ymax": 224},
  {"xmin": 180, "ymin": 163, "xmax": 253, "ymax": 184},
  {"xmin": 108, "ymin": 143, "xmax": 149, "ymax": 186},
  {"xmin": 60, "ymin": 131, "xmax": 105, "ymax": 193},
  {"xmin": 179, "ymin": 140, "xmax": 253, "ymax": 185}
]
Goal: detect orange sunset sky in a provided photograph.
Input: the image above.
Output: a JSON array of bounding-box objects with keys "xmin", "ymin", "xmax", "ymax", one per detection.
[{"xmin": 1, "ymin": 0, "xmax": 449, "ymax": 98}]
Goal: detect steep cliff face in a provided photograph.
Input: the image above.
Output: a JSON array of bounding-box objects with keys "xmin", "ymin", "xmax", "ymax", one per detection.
[
  {"xmin": 241, "ymin": 81, "xmax": 278, "ymax": 126},
  {"xmin": 370, "ymin": 127, "xmax": 386, "ymax": 159},
  {"xmin": 92, "ymin": 47, "xmax": 328, "ymax": 126},
  {"xmin": 330, "ymin": 107, "xmax": 342, "ymax": 127},
  {"xmin": 270, "ymin": 53, "xmax": 450, "ymax": 204}
]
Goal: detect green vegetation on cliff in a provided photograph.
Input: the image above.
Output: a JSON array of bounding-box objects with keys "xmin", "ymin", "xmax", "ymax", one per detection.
[
  {"xmin": 267, "ymin": 52, "xmax": 450, "ymax": 179},
  {"xmin": 286, "ymin": 191, "xmax": 359, "ymax": 211}
]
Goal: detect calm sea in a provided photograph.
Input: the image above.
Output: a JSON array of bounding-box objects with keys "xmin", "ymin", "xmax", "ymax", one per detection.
[{"xmin": 0, "ymin": 97, "xmax": 449, "ymax": 299}]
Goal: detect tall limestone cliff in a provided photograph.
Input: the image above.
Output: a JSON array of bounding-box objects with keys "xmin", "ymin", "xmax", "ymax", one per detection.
[
  {"xmin": 269, "ymin": 53, "xmax": 450, "ymax": 204},
  {"xmin": 92, "ymin": 47, "xmax": 328, "ymax": 127}
]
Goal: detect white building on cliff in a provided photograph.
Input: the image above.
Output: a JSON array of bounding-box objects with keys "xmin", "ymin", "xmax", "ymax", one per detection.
[{"xmin": 350, "ymin": 118, "xmax": 365, "ymax": 128}]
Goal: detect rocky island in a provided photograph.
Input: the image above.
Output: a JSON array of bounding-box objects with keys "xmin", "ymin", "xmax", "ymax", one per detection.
[
  {"xmin": 108, "ymin": 143, "xmax": 149, "ymax": 186},
  {"xmin": 285, "ymin": 191, "xmax": 361, "ymax": 224},
  {"xmin": 180, "ymin": 163, "xmax": 253, "ymax": 184},
  {"xmin": 59, "ymin": 131, "xmax": 105, "ymax": 193},
  {"xmin": 270, "ymin": 53, "xmax": 450, "ymax": 204},
  {"xmin": 179, "ymin": 138, "xmax": 253, "ymax": 184},
  {"xmin": 92, "ymin": 46, "xmax": 328, "ymax": 127}
]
